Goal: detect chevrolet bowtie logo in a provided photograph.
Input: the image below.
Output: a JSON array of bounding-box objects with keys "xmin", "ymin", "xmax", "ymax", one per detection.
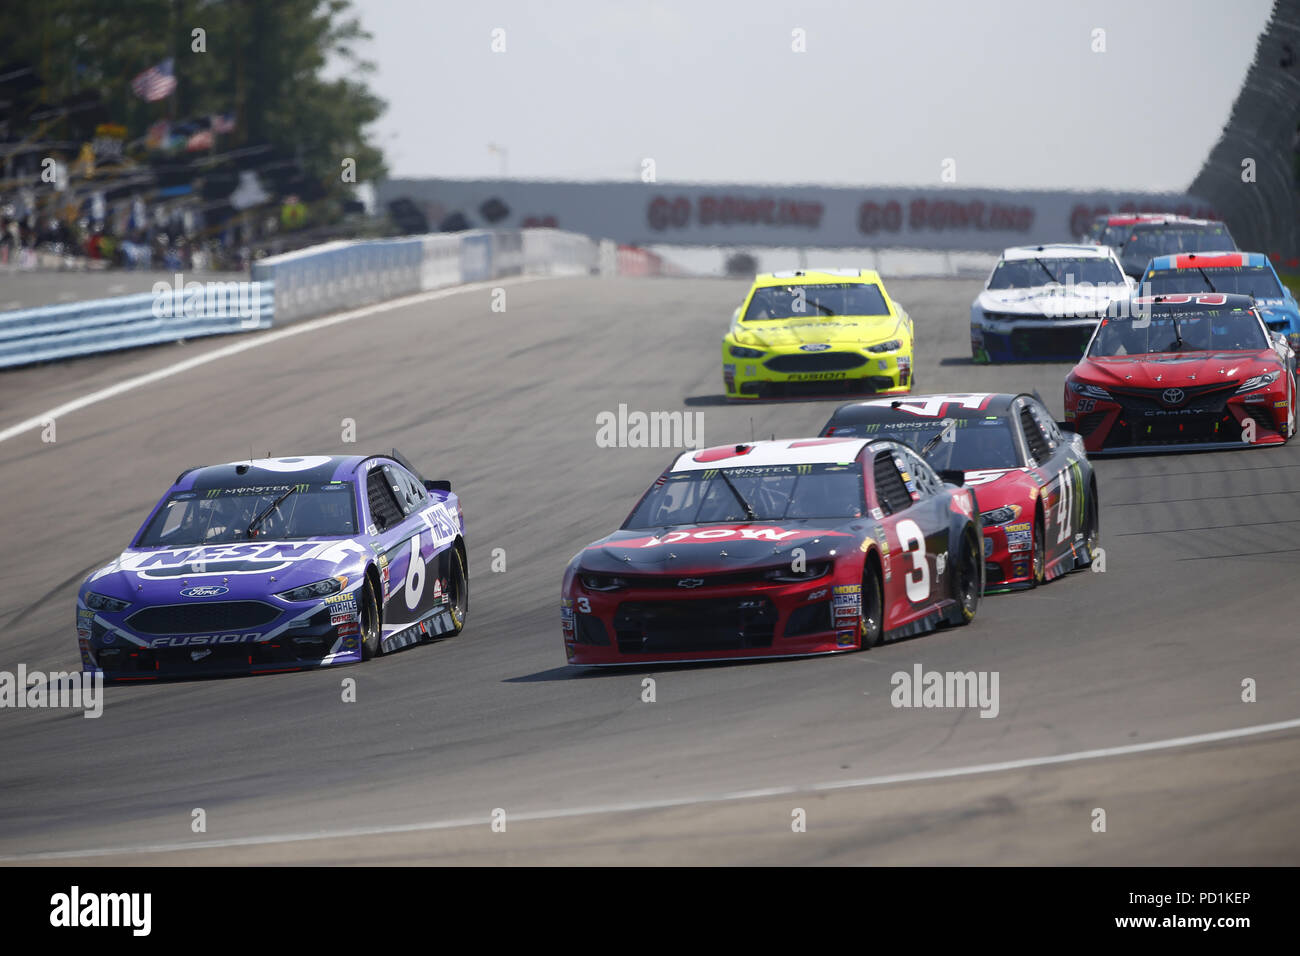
[{"xmin": 677, "ymin": 578, "xmax": 705, "ymax": 588}]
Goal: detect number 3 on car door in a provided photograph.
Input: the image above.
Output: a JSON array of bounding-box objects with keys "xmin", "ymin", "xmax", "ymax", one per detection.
[{"xmin": 896, "ymin": 518, "xmax": 930, "ymax": 603}]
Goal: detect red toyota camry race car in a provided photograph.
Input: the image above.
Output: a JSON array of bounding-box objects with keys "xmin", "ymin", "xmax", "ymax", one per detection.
[
  {"xmin": 820, "ymin": 392, "xmax": 1100, "ymax": 592},
  {"xmin": 560, "ymin": 438, "xmax": 983, "ymax": 666},
  {"xmin": 1064, "ymin": 293, "xmax": 1297, "ymax": 454}
]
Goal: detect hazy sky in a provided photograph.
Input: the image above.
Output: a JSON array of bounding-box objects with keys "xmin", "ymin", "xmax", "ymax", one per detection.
[{"xmin": 351, "ymin": 0, "xmax": 1275, "ymax": 190}]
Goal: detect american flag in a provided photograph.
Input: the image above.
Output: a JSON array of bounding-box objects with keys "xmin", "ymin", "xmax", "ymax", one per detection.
[
  {"xmin": 131, "ymin": 58, "xmax": 176, "ymax": 102},
  {"xmin": 211, "ymin": 113, "xmax": 236, "ymax": 134}
]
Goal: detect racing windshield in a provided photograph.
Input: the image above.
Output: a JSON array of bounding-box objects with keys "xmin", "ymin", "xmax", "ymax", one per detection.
[
  {"xmin": 986, "ymin": 257, "xmax": 1124, "ymax": 289},
  {"xmin": 137, "ymin": 481, "xmax": 359, "ymax": 546},
  {"xmin": 1088, "ymin": 309, "xmax": 1268, "ymax": 357},
  {"xmin": 825, "ymin": 418, "xmax": 1022, "ymax": 471},
  {"xmin": 624, "ymin": 463, "xmax": 864, "ymax": 528},
  {"xmin": 1123, "ymin": 226, "xmax": 1233, "ymax": 259},
  {"xmin": 1142, "ymin": 266, "xmax": 1283, "ymax": 299},
  {"xmin": 742, "ymin": 283, "xmax": 889, "ymax": 320}
]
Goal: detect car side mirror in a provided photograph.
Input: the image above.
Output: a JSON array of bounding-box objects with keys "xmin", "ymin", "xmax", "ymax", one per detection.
[
  {"xmin": 939, "ymin": 469, "xmax": 965, "ymax": 486},
  {"xmin": 424, "ymin": 479, "xmax": 451, "ymax": 492}
]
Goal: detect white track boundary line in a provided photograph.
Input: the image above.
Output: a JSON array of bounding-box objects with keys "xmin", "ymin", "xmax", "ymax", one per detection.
[
  {"xmin": 0, "ymin": 277, "xmax": 542, "ymax": 446},
  {"xmin": 4, "ymin": 715, "xmax": 1297, "ymax": 862}
]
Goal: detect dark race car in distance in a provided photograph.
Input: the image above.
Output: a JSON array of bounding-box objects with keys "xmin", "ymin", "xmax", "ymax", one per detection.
[
  {"xmin": 76, "ymin": 453, "xmax": 469, "ymax": 680},
  {"xmin": 1084, "ymin": 211, "xmax": 1169, "ymax": 248},
  {"xmin": 561, "ymin": 438, "xmax": 983, "ymax": 666},
  {"xmin": 1064, "ymin": 294, "xmax": 1297, "ymax": 454},
  {"xmin": 821, "ymin": 392, "xmax": 1099, "ymax": 591},
  {"xmin": 1117, "ymin": 216, "xmax": 1236, "ymax": 280}
]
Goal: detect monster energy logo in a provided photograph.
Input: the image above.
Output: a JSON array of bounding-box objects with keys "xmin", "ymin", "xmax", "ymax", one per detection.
[{"xmin": 204, "ymin": 483, "xmax": 309, "ymax": 498}]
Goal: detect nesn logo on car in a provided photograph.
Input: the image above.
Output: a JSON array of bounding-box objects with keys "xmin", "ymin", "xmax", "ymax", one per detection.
[{"xmin": 800, "ymin": 343, "xmax": 832, "ymax": 351}]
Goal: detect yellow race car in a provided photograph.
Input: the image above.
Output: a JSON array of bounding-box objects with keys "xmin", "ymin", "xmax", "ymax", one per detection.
[{"xmin": 722, "ymin": 269, "xmax": 915, "ymax": 400}]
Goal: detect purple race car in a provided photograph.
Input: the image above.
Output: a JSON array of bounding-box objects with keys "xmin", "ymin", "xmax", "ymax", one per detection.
[{"xmin": 75, "ymin": 453, "xmax": 468, "ymax": 680}]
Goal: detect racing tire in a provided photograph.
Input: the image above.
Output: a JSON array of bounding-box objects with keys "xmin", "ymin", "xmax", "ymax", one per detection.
[
  {"xmin": 858, "ymin": 559, "xmax": 884, "ymax": 650},
  {"xmin": 445, "ymin": 545, "xmax": 469, "ymax": 637},
  {"xmin": 1031, "ymin": 510, "xmax": 1047, "ymax": 587},
  {"xmin": 945, "ymin": 524, "xmax": 981, "ymax": 626},
  {"xmin": 1079, "ymin": 479, "xmax": 1101, "ymax": 568},
  {"xmin": 359, "ymin": 576, "xmax": 382, "ymax": 660},
  {"xmin": 1289, "ymin": 373, "xmax": 1297, "ymax": 440}
]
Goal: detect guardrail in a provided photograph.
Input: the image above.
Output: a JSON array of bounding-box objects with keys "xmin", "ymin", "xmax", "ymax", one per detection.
[
  {"xmin": 0, "ymin": 227, "xmax": 672, "ymax": 370},
  {"xmin": 0, "ymin": 284, "xmax": 274, "ymax": 370}
]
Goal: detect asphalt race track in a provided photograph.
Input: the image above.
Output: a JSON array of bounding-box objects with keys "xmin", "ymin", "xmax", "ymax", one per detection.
[{"xmin": 0, "ymin": 276, "xmax": 1297, "ymax": 865}]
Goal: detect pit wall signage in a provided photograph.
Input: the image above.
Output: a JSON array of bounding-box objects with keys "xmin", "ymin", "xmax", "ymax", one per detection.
[{"xmin": 378, "ymin": 179, "xmax": 1212, "ymax": 252}]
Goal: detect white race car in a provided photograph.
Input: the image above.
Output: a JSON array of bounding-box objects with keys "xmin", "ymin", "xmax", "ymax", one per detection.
[{"xmin": 970, "ymin": 243, "xmax": 1135, "ymax": 364}]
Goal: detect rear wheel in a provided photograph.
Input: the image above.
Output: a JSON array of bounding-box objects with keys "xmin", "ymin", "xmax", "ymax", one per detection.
[
  {"xmin": 1080, "ymin": 479, "xmax": 1101, "ymax": 567},
  {"xmin": 1288, "ymin": 373, "xmax": 1297, "ymax": 439},
  {"xmin": 445, "ymin": 546, "xmax": 469, "ymax": 636},
  {"xmin": 945, "ymin": 525, "xmax": 981, "ymax": 626},
  {"xmin": 859, "ymin": 559, "xmax": 884, "ymax": 649},
  {"xmin": 359, "ymin": 577, "xmax": 381, "ymax": 660}
]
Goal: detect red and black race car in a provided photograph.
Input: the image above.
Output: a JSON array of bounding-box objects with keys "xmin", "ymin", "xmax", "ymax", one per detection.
[
  {"xmin": 821, "ymin": 393, "xmax": 1100, "ymax": 592},
  {"xmin": 1064, "ymin": 293, "xmax": 1297, "ymax": 454},
  {"xmin": 560, "ymin": 438, "xmax": 983, "ymax": 666}
]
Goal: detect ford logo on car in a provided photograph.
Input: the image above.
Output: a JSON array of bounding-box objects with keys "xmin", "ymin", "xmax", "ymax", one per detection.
[
  {"xmin": 180, "ymin": 585, "xmax": 229, "ymax": 597},
  {"xmin": 799, "ymin": 343, "xmax": 832, "ymax": 352}
]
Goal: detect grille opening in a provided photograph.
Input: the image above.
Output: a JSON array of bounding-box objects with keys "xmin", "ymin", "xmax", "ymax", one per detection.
[
  {"xmin": 126, "ymin": 601, "xmax": 279, "ymax": 635},
  {"xmin": 614, "ymin": 598, "xmax": 776, "ymax": 654}
]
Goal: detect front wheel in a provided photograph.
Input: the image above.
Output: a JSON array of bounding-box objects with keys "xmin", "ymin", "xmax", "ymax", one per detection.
[
  {"xmin": 858, "ymin": 559, "xmax": 884, "ymax": 649},
  {"xmin": 359, "ymin": 577, "xmax": 382, "ymax": 660},
  {"xmin": 1031, "ymin": 511, "xmax": 1046, "ymax": 586}
]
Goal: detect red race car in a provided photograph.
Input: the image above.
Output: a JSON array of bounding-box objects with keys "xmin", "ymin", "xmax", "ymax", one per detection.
[
  {"xmin": 1064, "ymin": 293, "xmax": 1297, "ymax": 454},
  {"xmin": 821, "ymin": 393, "xmax": 1100, "ymax": 592},
  {"xmin": 560, "ymin": 438, "xmax": 983, "ymax": 666}
]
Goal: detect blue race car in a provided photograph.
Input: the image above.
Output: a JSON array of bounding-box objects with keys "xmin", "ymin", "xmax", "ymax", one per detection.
[
  {"xmin": 76, "ymin": 453, "xmax": 468, "ymax": 680},
  {"xmin": 1138, "ymin": 251, "xmax": 1300, "ymax": 350}
]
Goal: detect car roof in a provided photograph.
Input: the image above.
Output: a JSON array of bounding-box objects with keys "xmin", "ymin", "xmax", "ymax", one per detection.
[
  {"xmin": 1130, "ymin": 293, "xmax": 1258, "ymax": 311},
  {"xmin": 176, "ymin": 455, "xmax": 373, "ymax": 490},
  {"xmin": 1102, "ymin": 212, "xmax": 1169, "ymax": 225},
  {"xmin": 1127, "ymin": 216, "xmax": 1225, "ymax": 230},
  {"xmin": 825, "ymin": 393, "xmax": 1023, "ymax": 424},
  {"xmin": 1147, "ymin": 251, "xmax": 1269, "ymax": 271},
  {"xmin": 1001, "ymin": 244, "xmax": 1114, "ymax": 260},
  {"xmin": 753, "ymin": 268, "xmax": 883, "ymax": 286},
  {"xmin": 669, "ymin": 438, "xmax": 872, "ymax": 471}
]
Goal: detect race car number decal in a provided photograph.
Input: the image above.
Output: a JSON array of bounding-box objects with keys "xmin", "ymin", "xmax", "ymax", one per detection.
[
  {"xmin": 404, "ymin": 536, "xmax": 425, "ymax": 610},
  {"xmin": 1055, "ymin": 469, "xmax": 1074, "ymax": 545},
  {"xmin": 1145, "ymin": 293, "xmax": 1227, "ymax": 306},
  {"xmin": 896, "ymin": 518, "xmax": 929, "ymax": 603},
  {"xmin": 862, "ymin": 394, "xmax": 992, "ymax": 418}
]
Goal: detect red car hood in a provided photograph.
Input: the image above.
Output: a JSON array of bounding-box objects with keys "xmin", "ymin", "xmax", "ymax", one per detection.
[{"xmin": 1073, "ymin": 350, "xmax": 1280, "ymax": 390}]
